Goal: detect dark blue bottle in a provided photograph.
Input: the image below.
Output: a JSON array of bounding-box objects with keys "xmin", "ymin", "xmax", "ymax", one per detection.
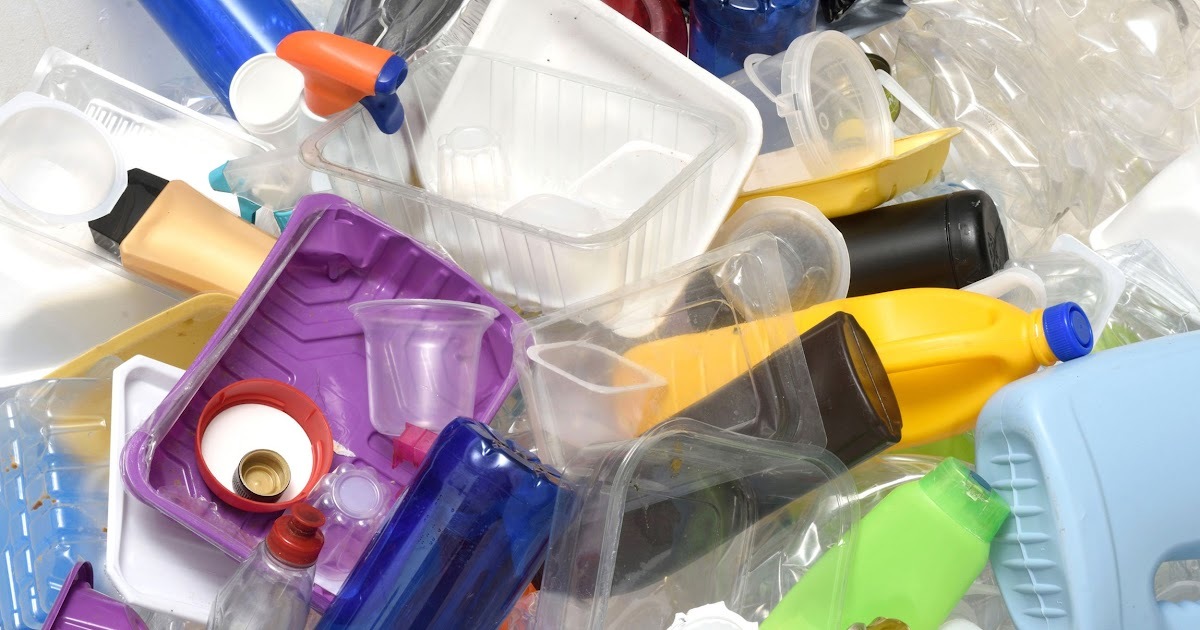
[
  {"xmin": 316, "ymin": 418, "xmax": 562, "ymax": 630},
  {"xmin": 689, "ymin": 0, "xmax": 819, "ymax": 77},
  {"xmin": 137, "ymin": 0, "xmax": 314, "ymax": 112}
]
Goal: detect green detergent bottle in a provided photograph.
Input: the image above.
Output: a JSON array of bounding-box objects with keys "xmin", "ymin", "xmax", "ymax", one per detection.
[{"xmin": 762, "ymin": 458, "xmax": 1009, "ymax": 630}]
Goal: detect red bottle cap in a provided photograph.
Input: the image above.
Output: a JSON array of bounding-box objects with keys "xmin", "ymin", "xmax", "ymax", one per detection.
[{"xmin": 266, "ymin": 504, "xmax": 327, "ymax": 567}]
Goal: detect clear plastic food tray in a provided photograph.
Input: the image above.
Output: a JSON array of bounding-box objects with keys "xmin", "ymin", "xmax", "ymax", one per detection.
[
  {"xmin": 536, "ymin": 419, "xmax": 856, "ymax": 629},
  {"xmin": 11, "ymin": 47, "xmax": 265, "ymax": 264},
  {"xmin": 305, "ymin": 45, "xmax": 741, "ymax": 312},
  {"xmin": 513, "ymin": 234, "xmax": 824, "ymax": 468},
  {"xmin": 0, "ymin": 370, "xmax": 117, "ymax": 628},
  {"xmin": 0, "ymin": 215, "xmax": 180, "ymax": 387}
]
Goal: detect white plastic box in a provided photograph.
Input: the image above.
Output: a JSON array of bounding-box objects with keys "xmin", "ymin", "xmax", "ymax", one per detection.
[{"xmin": 307, "ymin": 46, "xmax": 735, "ymax": 311}]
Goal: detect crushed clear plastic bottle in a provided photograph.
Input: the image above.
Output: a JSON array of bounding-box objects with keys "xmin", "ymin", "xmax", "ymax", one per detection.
[{"xmin": 207, "ymin": 504, "xmax": 326, "ymax": 630}]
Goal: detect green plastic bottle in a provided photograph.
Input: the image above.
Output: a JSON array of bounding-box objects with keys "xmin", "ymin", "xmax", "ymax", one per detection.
[{"xmin": 761, "ymin": 458, "xmax": 1009, "ymax": 630}]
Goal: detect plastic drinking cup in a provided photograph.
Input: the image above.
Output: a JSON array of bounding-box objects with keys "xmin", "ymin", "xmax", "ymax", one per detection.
[{"xmin": 351, "ymin": 299, "xmax": 500, "ymax": 435}]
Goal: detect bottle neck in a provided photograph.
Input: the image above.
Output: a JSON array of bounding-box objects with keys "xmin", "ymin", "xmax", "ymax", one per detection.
[
  {"xmin": 1027, "ymin": 308, "xmax": 1059, "ymax": 367},
  {"xmin": 263, "ymin": 544, "xmax": 315, "ymax": 573}
]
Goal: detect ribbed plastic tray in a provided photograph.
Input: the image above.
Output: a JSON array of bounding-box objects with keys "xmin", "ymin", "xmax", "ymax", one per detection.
[{"xmin": 120, "ymin": 194, "xmax": 522, "ymax": 610}]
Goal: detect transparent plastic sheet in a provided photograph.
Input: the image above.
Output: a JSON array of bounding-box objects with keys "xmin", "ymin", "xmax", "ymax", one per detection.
[
  {"xmin": 858, "ymin": 0, "xmax": 1200, "ymax": 257},
  {"xmin": 536, "ymin": 419, "xmax": 857, "ymax": 630},
  {"xmin": 1096, "ymin": 240, "xmax": 1200, "ymax": 349}
]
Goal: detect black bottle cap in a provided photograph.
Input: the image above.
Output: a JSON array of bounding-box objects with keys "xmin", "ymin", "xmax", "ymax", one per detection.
[
  {"xmin": 833, "ymin": 189, "xmax": 1010, "ymax": 297},
  {"xmin": 88, "ymin": 168, "xmax": 168, "ymax": 248}
]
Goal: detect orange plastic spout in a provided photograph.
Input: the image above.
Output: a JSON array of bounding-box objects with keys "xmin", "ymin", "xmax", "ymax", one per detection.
[{"xmin": 277, "ymin": 30, "xmax": 407, "ymax": 118}]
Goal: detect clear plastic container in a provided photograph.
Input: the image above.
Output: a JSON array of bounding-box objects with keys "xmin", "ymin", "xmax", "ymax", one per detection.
[
  {"xmin": 513, "ymin": 234, "xmax": 824, "ymax": 468},
  {"xmin": 0, "ymin": 215, "xmax": 181, "ymax": 387},
  {"xmin": 1008, "ymin": 235, "xmax": 1125, "ymax": 340},
  {"xmin": 535, "ymin": 419, "xmax": 856, "ymax": 630},
  {"xmin": 710, "ymin": 196, "xmax": 851, "ymax": 309},
  {"xmin": 0, "ymin": 372, "xmax": 116, "ymax": 628},
  {"xmin": 303, "ymin": 46, "xmax": 740, "ymax": 312},
  {"xmin": 351, "ymin": 299, "xmax": 500, "ymax": 435},
  {"xmin": 1097, "ymin": 240, "xmax": 1200, "ymax": 349},
  {"xmin": 22, "ymin": 47, "xmax": 266, "ymax": 265},
  {"xmin": 0, "ymin": 92, "xmax": 126, "ymax": 225},
  {"xmin": 306, "ymin": 463, "xmax": 400, "ymax": 594},
  {"xmin": 963, "ymin": 267, "xmax": 1048, "ymax": 313},
  {"xmin": 723, "ymin": 31, "xmax": 894, "ymax": 170}
]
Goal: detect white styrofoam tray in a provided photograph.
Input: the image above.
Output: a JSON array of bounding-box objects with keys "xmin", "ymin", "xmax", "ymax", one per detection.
[{"xmin": 106, "ymin": 355, "xmax": 239, "ymax": 623}]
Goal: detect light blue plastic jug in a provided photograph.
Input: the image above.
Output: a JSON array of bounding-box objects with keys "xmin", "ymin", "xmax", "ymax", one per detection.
[{"xmin": 976, "ymin": 330, "xmax": 1200, "ymax": 630}]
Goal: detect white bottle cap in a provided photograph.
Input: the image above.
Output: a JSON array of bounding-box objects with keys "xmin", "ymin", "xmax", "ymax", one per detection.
[
  {"xmin": 229, "ymin": 53, "xmax": 305, "ymax": 144},
  {"xmin": 667, "ymin": 602, "xmax": 759, "ymax": 630},
  {"xmin": 940, "ymin": 620, "xmax": 983, "ymax": 630}
]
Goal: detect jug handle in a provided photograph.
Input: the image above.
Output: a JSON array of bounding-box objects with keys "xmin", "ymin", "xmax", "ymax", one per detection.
[
  {"xmin": 1160, "ymin": 599, "xmax": 1200, "ymax": 629},
  {"xmin": 962, "ymin": 267, "xmax": 1048, "ymax": 311},
  {"xmin": 875, "ymin": 330, "xmax": 982, "ymax": 373},
  {"xmin": 743, "ymin": 54, "xmax": 793, "ymax": 118}
]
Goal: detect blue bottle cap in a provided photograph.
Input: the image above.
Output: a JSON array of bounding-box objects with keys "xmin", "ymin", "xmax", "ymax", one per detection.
[{"xmin": 1042, "ymin": 302, "xmax": 1093, "ymax": 362}]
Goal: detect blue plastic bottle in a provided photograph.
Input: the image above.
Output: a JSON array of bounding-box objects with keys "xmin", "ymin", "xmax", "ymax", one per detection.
[
  {"xmin": 315, "ymin": 418, "xmax": 562, "ymax": 630},
  {"xmin": 689, "ymin": 0, "xmax": 819, "ymax": 77},
  {"xmin": 976, "ymin": 330, "xmax": 1200, "ymax": 630},
  {"xmin": 137, "ymin": 0, "xmax": 314, "ymax": 111}
]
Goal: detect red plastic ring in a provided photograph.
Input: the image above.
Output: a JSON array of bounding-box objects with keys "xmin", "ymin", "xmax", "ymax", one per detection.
[{"xmin": 195, "ymin": 379, "xmax": 334, "ymax": 514}]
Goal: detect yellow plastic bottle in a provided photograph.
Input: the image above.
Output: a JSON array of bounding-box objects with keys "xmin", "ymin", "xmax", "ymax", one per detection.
[{"xmin": 617, "ymin": 289, "xmax": 1094, "ymax": 447}]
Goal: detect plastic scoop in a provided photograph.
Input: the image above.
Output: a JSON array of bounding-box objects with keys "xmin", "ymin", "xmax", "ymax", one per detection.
[
  {"xmin": 0, "ymin": 93, "xmax": 125, "ymax": 224},
  {"xmin": 724, "ymin": 31, "xmax": 893, "ymax": 175},
  {"xmin": 351, "ymin": 299, "xmax": 500, "ymax": 435},
  {"xmin": 277, "ymin": 31, "xmax": 408, "ymax": 133}
]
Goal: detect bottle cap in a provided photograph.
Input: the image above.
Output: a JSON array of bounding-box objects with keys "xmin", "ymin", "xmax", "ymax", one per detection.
[
  {"xmin": 918, "ymin": 458, "xmax": 1010, "ymax": 542},
  {"xmin": 666, "ymin": 602, "xmax": 759, "ymax": 630},
  {"xmin": 233, "ymin": 449, "xmax": 291, "ymax": 503},
  {"xmin": 266, "ymin": 504, "xmax": 326, "ymax": 567},
  {"xmin": 1041, "ymin": 302, "xmax": 1093, "ymax": 362},
  {"xmin": 88, "ymin": 168, "xmax": 168, "ymax": 246}
]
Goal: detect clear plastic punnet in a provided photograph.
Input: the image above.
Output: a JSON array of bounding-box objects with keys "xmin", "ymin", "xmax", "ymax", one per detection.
[
  {"xmin": 17, "ymin": 47, "xmax": 266, "ymax": 264},
  {"xmin": 536, "ymin": 419, "xmax": 857, "ymax": 630},
  {"xmin": 513, "ymin": 234, "xmax": 824, "ymax": 469},
  {"xmin": 304, "ymin": 46, "xmax": 741, "ymax": 312}
]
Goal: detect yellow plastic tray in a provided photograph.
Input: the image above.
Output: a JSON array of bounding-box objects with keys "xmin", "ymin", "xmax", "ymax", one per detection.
[
  {"xmin": 48, "ymin": 292, "xmax": 236, "ymax": 379},
  {"xmin": 736, "ymin": 127, "xmax": 961, "ymax": 219}
]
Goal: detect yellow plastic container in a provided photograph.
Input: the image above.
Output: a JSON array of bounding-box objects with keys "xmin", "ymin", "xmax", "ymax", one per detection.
[
  {"xmin": 48, "ymin": 292, "xmax": 236, "ymax": 378},
  {"xmin": 737, "ymin": 128, "xmax": 961, "ymax": 219},
  {"xmin": 619, "ymin": 289, "xmax": 1094, "ymax": 446}
]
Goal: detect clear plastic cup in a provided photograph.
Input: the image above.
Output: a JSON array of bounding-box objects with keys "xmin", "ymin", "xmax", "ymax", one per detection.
[
  {"xmin": 0, "ymin": 92, "xmax": 125, "ymax": 224},
  {"xmin": 351, "ymin": 299, "xmax": 500, "ymax": 435}
]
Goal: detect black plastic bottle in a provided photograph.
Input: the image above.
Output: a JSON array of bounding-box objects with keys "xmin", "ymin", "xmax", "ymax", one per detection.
[{"xmin": 833, "ymin": 189, "xmax": 1010, "ymax": 297}]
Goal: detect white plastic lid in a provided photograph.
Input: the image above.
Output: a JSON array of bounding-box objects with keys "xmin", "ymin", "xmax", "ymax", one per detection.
[
  {"xmin": 0, "ymin": 92, "xmax": 125, "ymax": 224},
  {"xmin": 229, "ymin": 53, "xmax": 306, "ymax": 137},
  {"xmin": 667, "ymin": 602, "xmax": 759, "ymax": 630},
  {"xmin": 773, "ymin": 31, "xmax": 894, "ymax": 178},
  {"xmin": 712, "ymin": 196, "xmax": 851, "ymax": 307}
]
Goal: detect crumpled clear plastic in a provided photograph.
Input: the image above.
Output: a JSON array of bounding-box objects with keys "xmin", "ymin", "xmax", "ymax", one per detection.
[
  {"xmin": 1096, "ymin": 239, "xmax": 1200, "ymax": 348},
  {"xmin": 859, "ymin": 0, "xmax": 1200, "ymax": 257}
]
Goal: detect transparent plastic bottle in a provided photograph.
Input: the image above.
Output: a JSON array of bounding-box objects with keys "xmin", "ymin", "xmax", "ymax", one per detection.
[{"xmin": 207, "ymin": 505, "xmax": 326, "ymax": 630}]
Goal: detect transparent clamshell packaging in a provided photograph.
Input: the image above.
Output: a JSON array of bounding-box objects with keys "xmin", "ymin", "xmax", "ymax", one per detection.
[
  {"xmin": 536, "ymin": 419, "xmax": 858, "ymax": 630},
  {"xmin": 513, "ymin": 234, "xmax": 825, "ymax": 469},
  {"xmin": 304, "ymin": 46, "xmax": 741, "ymax": 313}
]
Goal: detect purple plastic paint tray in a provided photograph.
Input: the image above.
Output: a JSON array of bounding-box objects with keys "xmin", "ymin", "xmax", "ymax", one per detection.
[
  {"xmin": 120, "ymin": 194, "xmax": 522, "ymax": 610},
  {"xmin": 46, "ymin": 562, "xmax": 148, "ymax": 630}
]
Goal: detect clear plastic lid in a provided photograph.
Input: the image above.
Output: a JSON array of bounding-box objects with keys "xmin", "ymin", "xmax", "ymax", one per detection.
[
  {"xmin": 771, "ymin": 31, "xmax": 894, "ymax": 178},
  {"xmin": 712, "ymin": 197, "xmax": 850, "ymax": 309}
]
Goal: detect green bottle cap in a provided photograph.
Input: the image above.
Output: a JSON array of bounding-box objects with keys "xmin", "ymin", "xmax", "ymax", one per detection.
[{"xmin": 918, "ymin": 457, "xmax": 1010, "ymax": 542}]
